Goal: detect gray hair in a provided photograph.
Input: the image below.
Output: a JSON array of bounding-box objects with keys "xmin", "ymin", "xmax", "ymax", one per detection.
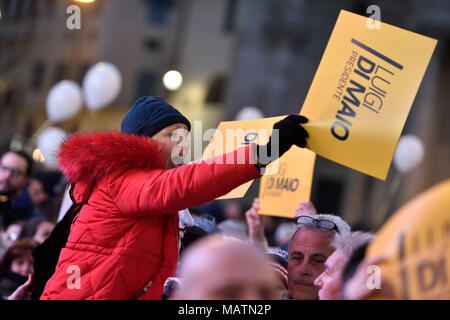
[
  {"xmin": 288, "ymin": 213, "xmax": 351, "ymax": 251},
  {"xmin": 296, "ymin": 213, "xmax": 351, "ymax": 235},
  {"xmin": 332, "ymin": 231, "xmax": 376, "ymax": 258}
]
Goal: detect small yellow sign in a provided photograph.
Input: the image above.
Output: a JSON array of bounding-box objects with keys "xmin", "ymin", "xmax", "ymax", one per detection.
[
  {"xmin": 258, "ymin": 148, "xmax": 316, "ymax": 218},
  {"xmin": 300, "ymin": 10, "xmax": 437, "ymax": 180},
  {"xmin": 201, "ymin": 116, "xmax": 316, "ymax": 213},
  {"xmin": 367, "ymin": 179, "xmax": 450, "ymax": 299},
  {"xmin": 202, "ymin": 116, "xmax": 286, "ymax": 199}
]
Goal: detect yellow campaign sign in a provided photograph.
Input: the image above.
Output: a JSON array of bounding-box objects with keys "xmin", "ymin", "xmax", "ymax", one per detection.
[
  {"xmin": 300, "ymin": 10, "xmax": 437, "ymax": 180},
  {"xmin": 367, "ymin": 179, "xmax": 450, "ymax": 299},
  {"xmin": 202, "ymin": 116, "xmax": 286, "ymax": 199},
  {"xmin": 258, "ymin": 147, "xmax": 316, "ymax": 218}
]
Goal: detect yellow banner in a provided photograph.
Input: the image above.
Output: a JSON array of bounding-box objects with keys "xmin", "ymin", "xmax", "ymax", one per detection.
[
  {"xmin": 258, "ymin": 148, "xmax": 316, "ymax": 218},
  {"xmin": 300, "ymin": 10, "xmax": 437, "ymax": 180},
  {"xmin": 202, "ymin": 116, "xmax": 286, "ymax": 199},
  {"xmin": 367, "ymin": 179, "xmax": 450, "ymax": 299}
]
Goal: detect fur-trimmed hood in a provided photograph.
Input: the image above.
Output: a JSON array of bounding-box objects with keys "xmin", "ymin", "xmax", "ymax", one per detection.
[{"xmin": 58, "ymin": 131, "xmax": 165, "ymax": 184}]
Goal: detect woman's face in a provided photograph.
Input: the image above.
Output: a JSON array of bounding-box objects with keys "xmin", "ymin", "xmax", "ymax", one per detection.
[
  {"xmin": 151, "ymin": 123, "xmax": 190, "ymax": 169},
  {"xmin": 10, "ymin": 252, "xmax": 34, "ymax": 277},
  {"xmin": 34, "ymin": 221, "xmax": 55, "ymax": 244}
]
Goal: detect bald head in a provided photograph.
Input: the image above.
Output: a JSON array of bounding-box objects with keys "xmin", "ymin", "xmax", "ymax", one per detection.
[{"xmin": 176, "ymin": 236, "xmax": 278, "ymax": 300}]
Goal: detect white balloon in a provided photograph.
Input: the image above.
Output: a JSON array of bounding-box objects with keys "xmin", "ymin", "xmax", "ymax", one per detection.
[
  {"xmin": 83, "ymin": 62, "xmax": 122, "ymax": 111},
  {"xmin": 393, "ymin": 134, "xmax": 425, "ymax": 174},
  {"xmin": 46, "ymin": 80, "xmax": 83, "ymax": 123},
  {"xmin": 235, "ymin": 106, "xmax": 265, "ymax": 121},
  {"xmin": 163, "ymin": 70, "xmax": 183, "ymax": 91},
  {"xmin": 37, "ymin": 127, "xmax": 68, "ymax": 170}
]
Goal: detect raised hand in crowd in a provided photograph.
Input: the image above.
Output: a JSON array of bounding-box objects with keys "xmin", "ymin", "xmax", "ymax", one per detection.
[{"xmin": 245, "ymin": 198, "xmax": 268, "ymax": 250}]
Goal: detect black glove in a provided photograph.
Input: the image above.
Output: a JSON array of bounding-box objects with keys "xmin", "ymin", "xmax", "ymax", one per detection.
[{"xmin": 256, "ymin": 114, "xmax": 309, "ymax": 167}]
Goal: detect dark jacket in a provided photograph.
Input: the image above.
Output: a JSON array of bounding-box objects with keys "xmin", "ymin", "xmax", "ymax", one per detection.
[{"xmin": 0, "ymin": 271, "xmax": 28, "ymax": 297}]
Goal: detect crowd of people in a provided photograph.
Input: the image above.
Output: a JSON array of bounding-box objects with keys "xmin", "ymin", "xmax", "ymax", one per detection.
[
  {"xmin": 0, "ymin": 149, "xmax": 65, "ymax": 299},
  {"xmin": 168, "ymin": 199, "xmax": 381, "ymax": 300},
  {"xmin": 0, "ymin": 96, "xmax": 396, "ymax": 300}
]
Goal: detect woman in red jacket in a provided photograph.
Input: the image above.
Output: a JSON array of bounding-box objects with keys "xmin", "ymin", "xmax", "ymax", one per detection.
[{"xmin": 40, "ymin": 96, "xmax": 308, "ymax": 300}]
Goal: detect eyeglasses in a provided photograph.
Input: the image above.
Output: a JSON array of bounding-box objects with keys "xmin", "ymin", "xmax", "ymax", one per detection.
[
  {"xmin": 295, "ymin": 215, "xmax": 340, "ymax": 233},
  {"xmin": 0, "ymin": 165, "xmax": 24, "ymax": 177}
]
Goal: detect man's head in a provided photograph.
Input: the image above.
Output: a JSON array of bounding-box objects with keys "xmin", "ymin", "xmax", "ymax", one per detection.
[
  {"xmin": 314, "ymin": 231, "xmax": 375, "ymax": 300},
  {"xmin": 175, "ymin": 236, "xmax": 278, "ymax": 300},
  {"xmin": 121, "ymin": 96, "xmax": 191, "ymax": 169},
  {"xmin": 0, "ymin": 151, "xmax": 32, "ymax": 197},
  {"xmin": 287, "ymin": 213, "xmax": 351, "ymax": 300}
]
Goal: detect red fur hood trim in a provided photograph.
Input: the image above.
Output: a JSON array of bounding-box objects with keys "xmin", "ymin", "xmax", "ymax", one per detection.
[{"xmin": 58, "ymin": 132, "xmax": 165, "ymax": 183}]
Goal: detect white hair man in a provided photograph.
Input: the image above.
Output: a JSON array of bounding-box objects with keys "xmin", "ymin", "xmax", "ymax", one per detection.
[
  {"xmin": 314, "ymin": 231, "xmax": 375, "ymax": 300},
  {"xmin": 284, "ymin": 213, "xmax": 351, "ymax": 300}
]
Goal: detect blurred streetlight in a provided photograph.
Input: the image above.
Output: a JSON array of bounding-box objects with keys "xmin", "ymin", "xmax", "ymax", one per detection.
[
  {"xmin": 32, "ymin": 149, "xmax": 45, "ymax": 163},
  {"xmin": 74, "ymin": 0, "xmax": 96, "ymax": 3},
  {"xmin": 163, "ymin": 70, "xmax": 183, "ymax": 91}
]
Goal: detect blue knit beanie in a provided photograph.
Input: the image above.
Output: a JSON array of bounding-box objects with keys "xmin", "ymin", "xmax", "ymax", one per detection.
[{"xmin": 121, "ymin": 96, "xmax": 191, "ymax": 137}]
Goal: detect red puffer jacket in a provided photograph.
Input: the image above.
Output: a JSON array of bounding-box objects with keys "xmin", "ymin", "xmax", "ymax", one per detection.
[{"xmin": 40, "ymin": 132, "xmax": 261, "ymax": 300}]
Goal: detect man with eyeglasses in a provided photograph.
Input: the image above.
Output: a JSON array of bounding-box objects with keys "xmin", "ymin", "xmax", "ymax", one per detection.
[
  {"xmin": 0, "ymin": 151, "xmax": 34, "ymax": 228},
  {"xmin": 283, "ymin": 213, "xmax": 351, "ymax": 300}
]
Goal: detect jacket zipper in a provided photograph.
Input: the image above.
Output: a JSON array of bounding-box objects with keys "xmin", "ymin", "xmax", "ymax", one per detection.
[{"xmin": 130, "ymin": 280, "xmax": 153, "ymax": 300}]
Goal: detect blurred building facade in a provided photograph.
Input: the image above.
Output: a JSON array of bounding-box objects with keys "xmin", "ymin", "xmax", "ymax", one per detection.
[
  {"xmin": 0, "ymin": 0, "xmax": 236, "ymax": 149},
  {"xmin": 0, "ymin": 0, "xmax": 182, "ymax": 137},
  {"xmin": 227, "ymin": 0, "xmax": 450, "ymax": 230},
  {"xmin": 0, "ymin": 0, "xmax": 448, "ymax": 230}
]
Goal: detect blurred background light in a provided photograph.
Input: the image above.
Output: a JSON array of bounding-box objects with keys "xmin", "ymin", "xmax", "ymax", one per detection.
[
  {"xmin": 234, "ymin": 106, "xmax": 265, "ymax": 121},
  {"xmin": 32, "ymin": 148, "xmax": 46, "ymax": 163},
  {"xmin": 163, "ymin": 70, "xmax": 183, "ymax": 91}
]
